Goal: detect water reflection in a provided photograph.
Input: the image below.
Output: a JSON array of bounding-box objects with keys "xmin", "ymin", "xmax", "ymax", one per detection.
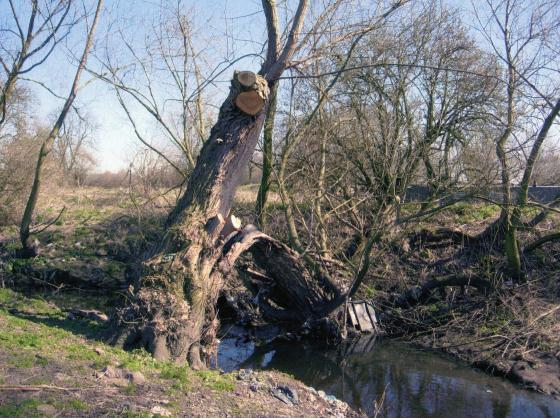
[{"xmin": 218, "ymin": 336, "xmax": 560, "ymax": 418}]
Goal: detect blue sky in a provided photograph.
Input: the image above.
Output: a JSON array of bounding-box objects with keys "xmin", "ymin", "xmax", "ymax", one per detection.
[
  {"xmin": 2, "ymin": 0, "xmax": 558, "ymax": 172},
  {"xmin": 2, "ymin": 0, "xmax": 270, "ymax": 171}
]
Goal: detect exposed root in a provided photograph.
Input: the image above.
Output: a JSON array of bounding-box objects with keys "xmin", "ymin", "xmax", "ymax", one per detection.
[{"xmin": 109, "ymin": 287, "xmax": 193, "ymax": 363}]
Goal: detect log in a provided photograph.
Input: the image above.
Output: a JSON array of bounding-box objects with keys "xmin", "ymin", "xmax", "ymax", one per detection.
[{"xmin": 237, "ymin": 70, "xmax": 257, "ymax": 87}]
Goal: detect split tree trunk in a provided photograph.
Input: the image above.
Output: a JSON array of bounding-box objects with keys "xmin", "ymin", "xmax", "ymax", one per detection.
[
  {"xmin": 111, "ymin": 0, "xmax": 408, "ymax": 367},
  {"xmin": 114, "ymin": 70, "xmax": 346, "ymax": 366},
  {"xmin": 110, "ymin": 0, "xmax": 320, "ymax": 368},
  {"xmin": 115, "ymin": 72, "xmax": 271, "ymax": 367}
]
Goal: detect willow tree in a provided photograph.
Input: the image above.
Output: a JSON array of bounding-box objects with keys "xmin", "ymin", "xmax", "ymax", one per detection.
[
  {"xmin": 112, "ymin": 0, "xmax": 306, "ymax": 368},
  {"xmin": 113, "ymin": 0, "xmax": 409, "ymax": 368}
]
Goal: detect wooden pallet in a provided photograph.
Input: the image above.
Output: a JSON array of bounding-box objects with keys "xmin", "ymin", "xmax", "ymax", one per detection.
[{"xmin": 347, "ymin": 300, "xmax": 380, "ymax": 333}]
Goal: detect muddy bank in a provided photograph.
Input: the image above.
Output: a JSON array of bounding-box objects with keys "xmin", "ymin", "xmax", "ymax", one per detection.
[
  {"xmin": 410, "ymin": 329, "xmax": 560, "ymax": 399},
  {"xmin": 0, "ymin": 288, "xmax": 361, "ymax": 417},
  {"xmin": 378, "ymin": 283, "xmax": 560, "ymax": 399}
]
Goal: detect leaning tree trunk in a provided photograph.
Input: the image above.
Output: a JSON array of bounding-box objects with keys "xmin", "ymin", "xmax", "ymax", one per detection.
[
  {"xmin": 114, "ymin": 71, "xmax": 344, "ymax": 367},
  {"xmin": 112, "ymin": 68, "xmax": 342, "ymax": 368},
  {"xmin": 114, "ymin": 72, "xmax": 272, "ymax": 367},
  {"xmin": 110, "ymin": 0, "xmax": 407, "ymax": 367}
]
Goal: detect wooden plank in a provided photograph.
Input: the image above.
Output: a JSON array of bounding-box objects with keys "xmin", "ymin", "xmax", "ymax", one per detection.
[
  {"xmin": 347, "ymin": 303, "xmax": 359, "ymax": 329},
  {"xmin": 365, "ymin": 303, "xmax": 378, "ymax": 324},
  {"xmin": 364, "ymin": 303, "xmax": 380, "ymax": 333},
  {"xmin": 353, "ymin": 303, "xmax": 374, "ymax": 332}
]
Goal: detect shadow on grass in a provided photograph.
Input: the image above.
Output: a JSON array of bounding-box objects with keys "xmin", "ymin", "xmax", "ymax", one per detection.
[{"xmin": 9, "ymin": 308, "xmax": 111, "ymax": 342}]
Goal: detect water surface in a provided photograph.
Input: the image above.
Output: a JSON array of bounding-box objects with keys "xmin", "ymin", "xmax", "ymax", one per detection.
[{"xmin": 218, "ymin": 335, "xmax": 560, "ymax": 417}]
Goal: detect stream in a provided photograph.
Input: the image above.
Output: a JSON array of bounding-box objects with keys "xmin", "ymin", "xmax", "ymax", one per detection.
[{"xmin": 217, "ymin": 332, "xmax": 560, "ymax": 417}]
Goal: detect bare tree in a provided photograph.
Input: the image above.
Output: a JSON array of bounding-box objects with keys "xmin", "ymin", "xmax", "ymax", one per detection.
[
  {"xmin": 19, "ymin": 0, "xmax": 104, "ymax": 257},
  {"xmin": 0, "ymin": 0, "xmax": 78, "ymax": 126},
  {"xmin": 111, "ymin": 0, "xmax": 409, "ymax": 368},
  {"xmin": 532, "ymin": 148, "xmax": 560, "ymax": 185},
  {"xmin": 474, "ymin": 0, "xmax": 560, "ymax": 279},
  {"xmin": 53, "ymin": 111, "xmax": 96, "ymax": 186},
  {"xmin": 94, "ymin": 1, "xmax": 212, "ymax": 178}
]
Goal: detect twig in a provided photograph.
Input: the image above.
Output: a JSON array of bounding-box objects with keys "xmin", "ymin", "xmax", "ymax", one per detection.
[
  {"xmin": 30, "ymin": 206, "xmax": 66, "ymax": 234},
  {"xmin": 0, "ymin": 384, "xmax": 81, "ymax": 392},
  {"xmin": 527, "ymin": 304, "xmax": 560, "ymax": 328}
]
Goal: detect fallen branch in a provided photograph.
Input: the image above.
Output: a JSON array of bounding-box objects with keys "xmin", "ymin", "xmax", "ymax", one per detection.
[
  {"xmin": 216, "ymin": 225, "xmax": 341, "ymax": 323},
  {"xmin": 0, "ymin": 384, "xmax": 80, "ymax": 392},
  {"xmin": 523, "ymin": 232, "xmax": 560, "ymax": 254}
]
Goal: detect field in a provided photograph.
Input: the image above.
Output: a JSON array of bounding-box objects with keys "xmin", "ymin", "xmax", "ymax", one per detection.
[{"xmin": 1, "ymin": 185, "xmax": 559, "ymax": 414}]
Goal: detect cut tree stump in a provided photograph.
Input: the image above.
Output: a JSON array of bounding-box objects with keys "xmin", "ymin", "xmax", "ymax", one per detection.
[{"xmin": 235, "ymin": 91, "xmax": 265, "ymax": 116}]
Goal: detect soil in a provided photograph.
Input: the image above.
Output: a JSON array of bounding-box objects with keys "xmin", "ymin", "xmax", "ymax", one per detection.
[{"xmin": 0, "ymin": 362, "xmax": 358, "ymax": 417}]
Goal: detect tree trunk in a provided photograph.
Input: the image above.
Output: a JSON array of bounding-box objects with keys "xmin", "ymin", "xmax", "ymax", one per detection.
[
  {"xmin": 112, "ymin": 71, "xmax": 348, "ymax": 364},
  {"xmin": 19, "ymin": 0, "xmax": 104, "ymax": 258},
  {"xmin": 255, "ymin": 83, "xmax": 278, "ymax": 228},
  {"xmin": 113, "ymin": 71, "xmax": 274, "ymax": 366}
]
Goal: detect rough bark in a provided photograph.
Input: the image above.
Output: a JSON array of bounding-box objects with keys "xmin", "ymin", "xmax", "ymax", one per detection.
[{"xmin": 112, "ymin": 71, "xmax": 271, "ymax": 366}]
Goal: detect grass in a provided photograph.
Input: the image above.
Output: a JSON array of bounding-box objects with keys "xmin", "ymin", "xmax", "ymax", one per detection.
[
  {"xmin": 195, "ymin": 370, "xmax": 236, "ymax": 392},
  {"xmin": 0, "ymin": 287, "xmax": 241, "ymax": 416},
  {"xmin": 447, "ymin": 202, "xmax": 501, "ymax": 224},
  {"xmin": 0, "ymin": 399, "xmax": 43, "ymax": 418},
  {"xmin": 0, "ymin": 397, "xmax": 89, "ymax": 417}
]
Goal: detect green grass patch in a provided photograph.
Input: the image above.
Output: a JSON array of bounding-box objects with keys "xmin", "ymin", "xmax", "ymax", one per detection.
[
  {"xmin": 0, "ymin": 398, "xmax": 42, "ymax": 418},
  {"xmin": 448, "ymin": 203, "xmax": 500, "ymax": 223},
  {"xmin": 160, "ymin": 363, "xmax": 190, "ymax": 390},
  {"xmin": 117, "ymin": 348, "xmax": 159, "ymax": 372},
  {"xmin": 195, "ymin": 370, "xmax": 235, "ymax": 392}
]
